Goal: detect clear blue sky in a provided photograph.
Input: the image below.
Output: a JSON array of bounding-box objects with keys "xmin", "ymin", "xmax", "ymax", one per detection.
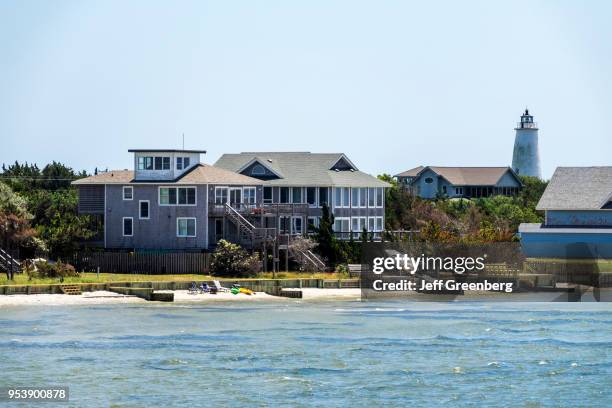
[{"xmin": 1, "ymin": 0, "xmax": 610, "ymax": 179}]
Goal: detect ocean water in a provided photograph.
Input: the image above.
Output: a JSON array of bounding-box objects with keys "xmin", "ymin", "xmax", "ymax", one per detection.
[{"xmin": 1, "ymin": 301, "xmax": 611, "ymax": 407}]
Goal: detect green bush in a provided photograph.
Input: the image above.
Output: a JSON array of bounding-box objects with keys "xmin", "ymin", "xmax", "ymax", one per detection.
[
  {"xmin": 28, "ymin": 260, "xmax": 79, "ymax": 280},
  {"xmin": 210, "ymin": 240, "xmax": 261, "ymax": 278}
]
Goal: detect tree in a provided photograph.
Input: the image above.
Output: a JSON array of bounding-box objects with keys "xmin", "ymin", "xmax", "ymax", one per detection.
[
  {"xmin": 0, "ymin": 182, "xmax": 42, "ymax": 279},
  {"xmin": 314, "ymin": 203, "xmax": 340, "ymax": 265}
]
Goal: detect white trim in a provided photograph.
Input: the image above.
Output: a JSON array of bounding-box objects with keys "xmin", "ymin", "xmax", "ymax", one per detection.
[
  {"xmin": 176, "ymin": 217, "xmax": 197, "ymax": 238},
  {"xmin": 237, "ymin": 157, "xmax": 283, "ymax": 178},
  {"xmin": 139, "ymin": 200, "xmax": 150, "ymax": 220},
  {"xmin": 243, "ymin": 186, "xmax": 257, "ymax": 206},
  {"xmin": 214, "ymin": 186, "xmax": 229, "ymax": 206},
  {"xmin": 291, "ymin": 216, "xmax": 303, "ymax": 235},
  {"xmin": 307, "ymin": 216, "xmax": 320, "ymax": 232},
  {"xmin": 229, "ymin": 187, "xmax": 243, "ymax": 205},
  {"xmin": 158, "ymin": 186, "xmax": 197, "ymax": 206},
  {"xmin": 122, "ymin": 186, "xmax": 133, "ymax": 200},
  {"xmin": 122, "ymin": 217, "xmax": 133, "ymax": 237},
  {"xmin": 329, "ymin": 154, "xmax": 359, "ymax": 171}
]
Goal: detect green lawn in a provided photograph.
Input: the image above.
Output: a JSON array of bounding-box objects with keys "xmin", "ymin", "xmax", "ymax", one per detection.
[{"xmin": 0, "ymin": 271, "xmax": 342, "ymax": 286}]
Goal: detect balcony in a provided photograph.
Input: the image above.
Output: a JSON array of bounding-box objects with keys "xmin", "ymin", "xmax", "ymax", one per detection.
[
  {"xmin": 516, "ymin": 122, "xmax": 538, "ymax": 129},
  {"xmin": 209, "ymin": 202, "xmax": 310, "ymax": 217}
]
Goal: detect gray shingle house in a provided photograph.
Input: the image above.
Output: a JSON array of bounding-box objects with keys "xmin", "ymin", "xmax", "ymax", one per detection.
[
  {"xmin": 394, "ymin": 166, "xmax": 522, "ymax": 199},
  {"xmin": 214, "ymin": 152, "xmax": 390, "ymax": 238},
  {"xmin": 73, "ymin": 149, "xmax": 263, "ymax": 251},
  {"xmin": 73, "ymin": 149, "xmax": 390, "ymax": 253},
  {"xmin": 519, "ymin": 167, "xmax": 612, "ymax": 258}
]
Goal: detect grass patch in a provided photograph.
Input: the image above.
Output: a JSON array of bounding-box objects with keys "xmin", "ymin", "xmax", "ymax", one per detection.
[{"xmin": 0, "ymin": 271, "xmax": 340, "ymax": 286}]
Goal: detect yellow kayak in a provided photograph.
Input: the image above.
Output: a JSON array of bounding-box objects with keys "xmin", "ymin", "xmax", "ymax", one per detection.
[{"xmin": 239, "ymin": 288, "xmax": 254, "ymax": 295}]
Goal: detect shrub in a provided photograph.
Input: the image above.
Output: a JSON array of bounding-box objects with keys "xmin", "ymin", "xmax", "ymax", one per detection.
[
  {"xmin": 28, "ymin": 260, "xmax": 79, "ymax": 280},
  {"xmin": 210, "ymin": 240, "xmax": 261, "ymax": 278}
]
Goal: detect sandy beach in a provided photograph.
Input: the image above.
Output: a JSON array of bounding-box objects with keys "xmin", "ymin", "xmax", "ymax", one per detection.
[{"xmin": 0, "ymin": 288, "xmax": 363, "ymax": 307}]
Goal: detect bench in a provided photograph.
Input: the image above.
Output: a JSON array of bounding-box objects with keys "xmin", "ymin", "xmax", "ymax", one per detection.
[{"xmin": 348, "ymin": 264, "xmax": 363, "ymax": 278}]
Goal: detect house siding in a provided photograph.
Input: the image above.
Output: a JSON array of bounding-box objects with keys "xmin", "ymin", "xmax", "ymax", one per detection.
[
  {"xmin": 546, "ymin": 210, "xmax": 612, "ymax": 227},
  {"xmin": 521, "ymin": 231, "xmax": 612, "ymax": 258},
  {"xmin": 105, "ymin": 184, "xmax": 208, "ymax": 250}
]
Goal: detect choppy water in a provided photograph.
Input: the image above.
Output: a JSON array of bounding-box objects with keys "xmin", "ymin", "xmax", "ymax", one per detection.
[{"xmin": 1, "ymin": 301, "xmax": 611, "ymax": 407}]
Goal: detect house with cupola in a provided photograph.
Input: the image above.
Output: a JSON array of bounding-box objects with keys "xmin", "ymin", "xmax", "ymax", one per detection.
[{"xmin": 73, "ymin": 149, "xmax": 390, "ymax": 254}]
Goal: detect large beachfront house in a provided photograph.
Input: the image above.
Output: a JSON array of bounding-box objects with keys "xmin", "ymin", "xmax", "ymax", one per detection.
[
  {"xmin": 73, "ymin": 149, "xmax": 390, "ymax": 252},
  {"xmin": 214, "ymin": 152, "xmax": 390, "ymax": 239},
  {"xmin": 519, "ymin": 167, "xmax": 612, "ymax": 258},
  {"xmin": 394, "ymin": 166, "xmax": 523, "ymax": 199}
]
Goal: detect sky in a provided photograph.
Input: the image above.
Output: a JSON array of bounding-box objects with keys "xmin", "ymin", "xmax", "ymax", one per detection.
[{"xmin": 1, "ymin": 0, "xmax": 611, "ymax": 180}]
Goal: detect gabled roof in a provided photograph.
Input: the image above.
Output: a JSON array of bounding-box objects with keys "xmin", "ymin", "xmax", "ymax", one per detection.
[
  {"xmin": 72, "ymin": 164, "xmax": 260, "ymax": 185},
  {"xmin": 214, "ymin": 152, "xmax": 390, "ymax": 187},
  {"xmin": 394, "ymin": 166, "xmax": 424, "ymax": 178},
  {"xmin": 536, "ymin": 167, "xmax": 612, "ymax": 211},
  {"xmin": 237, "ymin": 157, "xmax": 284, "ymax": 178},
  {"xmin": 398, "ymin": 166, "xmax": 521, "ymax": 186}
]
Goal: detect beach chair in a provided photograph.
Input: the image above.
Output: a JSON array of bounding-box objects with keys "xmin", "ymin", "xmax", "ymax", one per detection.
[
  {"xmin": 213, "ymin": 280, "xmax": 230, "ymax": 292},
  {"xmin": 188, "ymin": 282, "xmax": 199, "ymax": 295}
]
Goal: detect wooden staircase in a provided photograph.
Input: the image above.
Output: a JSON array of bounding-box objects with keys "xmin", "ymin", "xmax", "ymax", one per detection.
[
  {"xmin": 289, "ymin": 247, "xmax": 327, "ymax": 272},
  {"xmin": 0, "ymin": 248, "xmax": 20, "ymax": 274},
  {"xmin": 224, "ymin": 204, "xmax": 276, "ymax": 244},
  {"xmin": 60, "ymin": 285, "xmax": 82, "ymax": 295}
]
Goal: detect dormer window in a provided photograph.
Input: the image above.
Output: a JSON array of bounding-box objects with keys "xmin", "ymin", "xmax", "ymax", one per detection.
[
  {"xmin": 154, "ymin": 157, "xmax": 170, "ymax": 170},
  {"xmin": 176, "ymin": 157, "xmax": 191, "ymax": 170},
  {"xmin": 251, "ymin": 164, "xmax": 266, "ymax": 176},
  {"xmin": 137, "ymin": 157, "xmax": 153, "ymax": 170}
]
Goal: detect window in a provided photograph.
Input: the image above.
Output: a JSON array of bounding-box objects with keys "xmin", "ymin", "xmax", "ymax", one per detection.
[
  {"xmin": 333, "ymin": 217, "xmax": 350, "ymax": 239},
  {"xmin": 280, "ymin": 187, "xmax": 290, "ymax": 204},
  {"xmin": 376, "ymin": 217, "xmax": 383, "ymax": 232},
  {"xmin": 244, "ymin": 187, "xmax": 256, "ymax": 205},
  {"xmin": 215, "ymin": 187, "xmax": 228, "ymax": 205},
  {"xmin": 154, "ymin": 157, "xmax": 171, "ymax": 170},
  {"xmin": 306, "ymin": 187, "xmax": 317, "ymax": 206},
  {"xmin": 307, "ymin": 216, "xmax": 319, "ymax": 232},
  {"xmin": 139, "ymin": 200, "xmax": 149, "ymax": 219},
  {"xmin": 292, "ymin": 187, "xmax": 303, "ymax": 204},
  {"xmin": 359, "ymin": 188, "xmax": 367, "ymax": 207},
  {"xmin": 215, "ymin": 219, "xmax": 223, "ymax": 241},
  {"xmin": 159, "ymin": 187, "xmax": 196, "ymax": 205},
  {"xmin": 177, "ymin": 218, "xmax": 196, "ymax": 237},
  {"xmin": 368, "ymin": 217, "xmax": 375, "ymax": 232},
  {"xmin": 279, "ymin": 216, "xmax": 290, "ymax": 234},
  {"xmin": 292, "ymin": 216, "xmax": 303, "ymax": 235},
  {"xmin": 123, "ymin": 186, "xmax": 133, "ymax": 200},
  {"xmin": 229, "ymin": 188, "xmax": 242, "ymax": 205},
  {"xmin": 352, "ymin": 188, "xmax": 359, "ymax": 207},
  {"xmin": 263, "ymin": 187, "xmax": 272, "ymax": 204},
  {"xmin": 376, "ymin": 188, "xmax": 383, "ymax": 208},
  {"xmin": 178, "ymin": 187, "xmax": 196, "ymax": 205},
  {"xmin": 425, "ymin": 177, "xmax": 434, "ymax": 184},
  {"xmin": 177, "ymin": 157, "xmax": 190, "ymax": 170},
  {"xmin": 123, "ymin": 217, "xmax": 133, "ymax": 237},
  {"xmin": 319, "ymin": 187, "xmax": 328, "ymax": 206},
  {"xmin": 368, "ymin": 188, "xmax": 376, "ymax": 207},
  {"xmin": 335, "ymin": 187, "xmax": 350, "ymax": 207},
  {"xmin": 455, "ymin": 187, "xmax": 463, "ymax": 195},
  {"xmin": 137, "ymin": 157, "xmax": 153, "ymax": 170},
  {"xmin": 251, "ymin": 164, "xmax": 266, "ymax": 176}
]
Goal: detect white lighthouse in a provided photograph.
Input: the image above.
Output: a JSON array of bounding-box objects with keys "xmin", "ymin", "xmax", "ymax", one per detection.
[{"xmin": 512, "ymin": 109, "xmax": 541, "ymax": 179}]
